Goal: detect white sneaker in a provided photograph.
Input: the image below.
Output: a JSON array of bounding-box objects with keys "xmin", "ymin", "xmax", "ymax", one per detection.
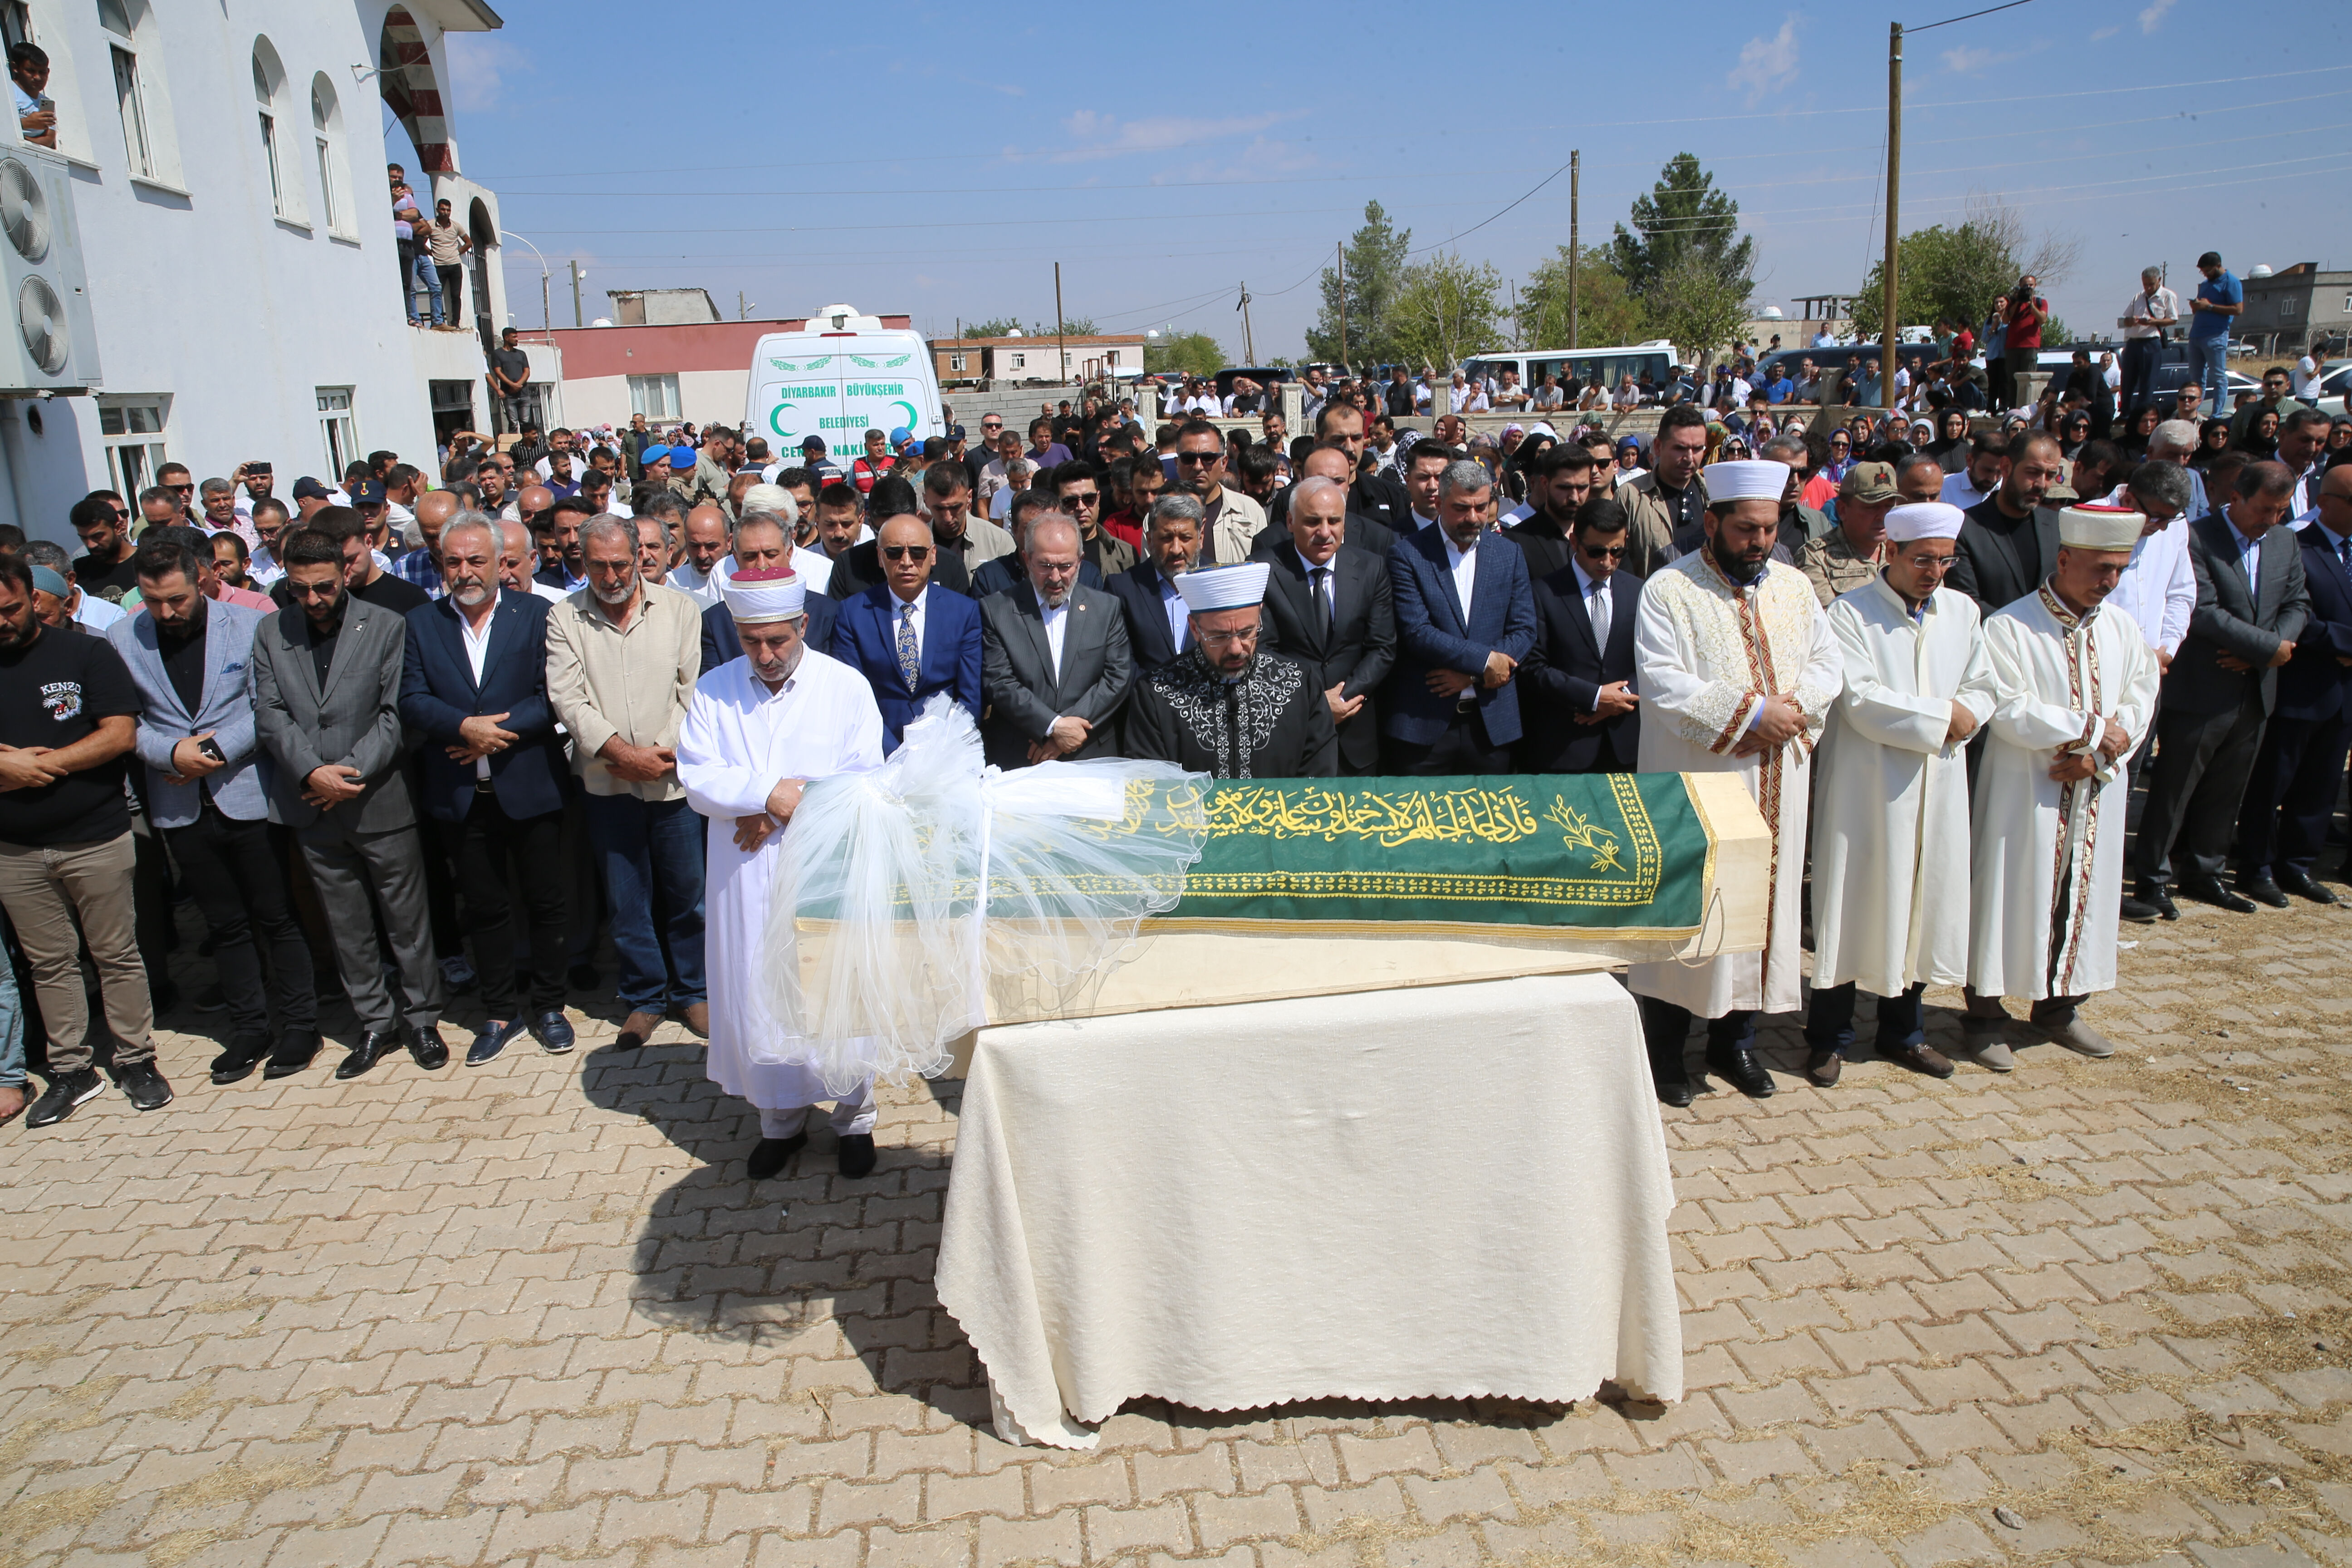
[{"xmin": 1973, "ymin": 1038, "xmax": 2016, "ymax": 1072}]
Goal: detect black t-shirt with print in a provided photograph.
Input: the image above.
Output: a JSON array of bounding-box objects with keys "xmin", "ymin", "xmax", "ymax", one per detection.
[{"xmin": 0, "ymin": 624, "xmax": 141, "ymax": 845}]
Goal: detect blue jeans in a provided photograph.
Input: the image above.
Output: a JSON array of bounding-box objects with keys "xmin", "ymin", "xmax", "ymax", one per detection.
[
  {"xmin": 410, "ymin": 251, "xmax": 445, "ymax": 326},
  {"xmin": 579, "ymin": 792, "xmax": 706, "ymax": 1012},
  {"xmin": 2192, "ymin": 335, "xmax": 2230, "ymax": 416},
  {"xmin": 0, "ymin": 929, "xmax": 20, "ymax": 1088}
]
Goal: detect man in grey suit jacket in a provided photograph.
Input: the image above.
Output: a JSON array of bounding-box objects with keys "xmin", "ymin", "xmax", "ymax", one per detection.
[
  {"xmin": 108, "ymin": 539, "xmax": 318, "ymax": 1084},
  {"xmin": 978, "ymin": 516, "xmax": 1132, "ymax": 770},
  {"xmin": 2133, "ymin": 460, "xmax": 2312, "ymax": 916},
  {"xmin": 253, "ymin": 526, "xmax": 447, "ymax": 1079}
]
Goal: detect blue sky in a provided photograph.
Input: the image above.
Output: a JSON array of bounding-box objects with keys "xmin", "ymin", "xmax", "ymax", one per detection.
[{"xmin": 409, "ymin": 0, "xmax": 2352, "ymax": 360}]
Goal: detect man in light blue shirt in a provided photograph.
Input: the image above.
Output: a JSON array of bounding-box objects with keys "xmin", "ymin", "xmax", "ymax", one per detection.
[
  {"xmin": 2188, "ymin": 250, "xmax": 2243, "ymax": 423},
  {"xmin": 9, "ymin": 43, "xmax": 54, "ymax": 149}
]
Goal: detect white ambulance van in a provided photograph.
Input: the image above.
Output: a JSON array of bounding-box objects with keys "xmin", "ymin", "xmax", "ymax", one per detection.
[{"xmin": 744, "ymin": 304, "xmax": 943, "ymax": 460}]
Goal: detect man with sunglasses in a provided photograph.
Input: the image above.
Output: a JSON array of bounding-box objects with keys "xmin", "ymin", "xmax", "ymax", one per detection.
[
  {"xmin": 1049, "ymin": 461, "xmax": 1135, "ymax": 578},
  {"xmin": 1518, "ymin": 497, "xmax": 1643, "ymax": 776},
  {"xmin": 1807, "ymin": 501, "xmax": 1994, "ymax": 1086},
  {"xmin": 1173, "ymin": 419, "xmax": 1266, "ymax": 568},
  {"xmin": 828, "ymin": 507, "xmax": 983, "ymax": 754},
  {"xmin": 70, "ymin": 491, "xmax": 141, "ymax": 604}
]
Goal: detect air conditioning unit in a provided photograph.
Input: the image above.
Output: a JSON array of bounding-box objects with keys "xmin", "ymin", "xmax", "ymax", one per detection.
[{"xmin": 0, "ymin": 143, "xmax": 97, "ymax": 393}]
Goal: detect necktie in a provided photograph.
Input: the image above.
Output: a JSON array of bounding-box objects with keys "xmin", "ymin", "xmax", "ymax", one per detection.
[
  {"xmin": 1311, "ymin": 566, "xmax": 1334, "ymax": 635},
  {"xmin": 896, "ymin": 602, "xmax": 920, "ymax": 693},
  {"xmin": 1588, "ymin": 579, "xmax": 1611, "ymax": 649}
]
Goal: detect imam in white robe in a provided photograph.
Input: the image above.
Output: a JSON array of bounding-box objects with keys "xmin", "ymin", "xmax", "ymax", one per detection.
[
  {"xmin": 1968, "ymin": 585, "xmax": 2159, "ymax": 1003},
  {"xmin": 1627, "ymin": 552, "xmax": 1841, "ymax": 1017},
  {"xmin": 676, "ymin": 648, "xmax": 886, "ymax": 1115},
  {"xmin": 1810, "ymin": 576, "xmax": 1996, "ymax": 999}
]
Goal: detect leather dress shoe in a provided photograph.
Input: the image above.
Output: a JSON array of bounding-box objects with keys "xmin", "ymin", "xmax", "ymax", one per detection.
[
  {"xmin": 529, "ymin": 1010, "xmax": 576, "ymax": 1054},
  {"xmin": 209, "ymin": 1034, "xmax": 271, "ymax": 1085},
  {"xmin": 2182, "ymin": 876, "xmax": 2255, "ymax": 914},
  {"xmin": 335, "ymin": 1029, "xmax": 403, "ymax": 1080},
  {"xmin": 617, "ymin": 1009, "xmax": 662, "ymax": 1049},
  {"xmin": 1805, "ymin": 1050, "xmax": 1842, "ymax": 1088},
  {"xmin": 747, "ymin": 1132, "xmax": 806, "ymax": 1179},
  {"xmin": 466, "ymin": 1018, "xmax": 525, "ymax": 1067},
  {"xmin": 681, "ymin": 1002, "xmax": 710, "ymax": 1038},
  {"xmin": 2135, "ymin": 883, "xmax": 2179, "ymax": 921},
  {"xmin": 265, "ymin": 1029, "xmax": 321, "ymax": 1079},
  {"xmin": 1647, "ymin": 1050, "xmax": 1693, "ymax": 1108},
  {"xmin": 2240, "ymin": 877, "xmax": 2290, "ymax": 909},
  {"xmin": 1882, "ymin": 1041, "xmax": 1956, "ymax": 1079},
  {"xmin": 2278, "ymin": 868, "xmax": 2340, "ymax": 905},
  {"xmin": 836, "ymin": 1132, "xmax": 877, "ymax": 1178},
  {"xmin": 1706, "ymin": 1046, "xmax": 1775, "ymax": 1099},
  {"xmin": 2118, "ymin": 893, "xmax": 2162, "ymax": 924},
  {"xmin": 407, "ymin": 1024, "xmax": 451, "ymax": 1070}
]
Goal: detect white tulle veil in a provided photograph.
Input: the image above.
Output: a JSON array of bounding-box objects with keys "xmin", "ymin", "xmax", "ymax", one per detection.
[{"xmin": 756, "ymin": 696, "xmax": 1210, "ymax": 1093}]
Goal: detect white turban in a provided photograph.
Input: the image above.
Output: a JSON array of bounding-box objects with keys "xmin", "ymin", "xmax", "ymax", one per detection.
[
  {"xmin": 722, "ymin": 566, "xmax": 805, "ymax": 622},
  {"xmin": 1884, "ymin": 502, "xmax": 1965, "ymax": 542},
  {"xmin": 2058, "ymin": 505, "xmax": 2144, "ymax": 551},
  {"xmin": 1174, "ymin": 563, "xmax": 1269, "ymax": 613},
  {"xmin": 1701, "ymin": 459, "xmax": 1790, "ymax": 503}
]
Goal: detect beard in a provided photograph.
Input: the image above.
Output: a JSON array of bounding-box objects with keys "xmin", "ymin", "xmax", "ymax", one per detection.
[
  {"xmin": 450, "ymin": 578, "xmax": 492, "ymax": 608},
  {"xmin": 591, "ymin": 576, "xmax": 635, "ymax": 606}
]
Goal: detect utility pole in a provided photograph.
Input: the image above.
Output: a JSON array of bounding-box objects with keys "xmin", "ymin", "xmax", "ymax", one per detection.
[
  {"xmin": 1568, "ymin": 150, "xmax": 1580, "ymax": 352},
  {"xmin": 1509, "ymin": 279, "xmax": 1519, "ymax": 350},
  {"xmin": 1882, "ymin": 22, "xmax": 1902, "ymax": 414},
  {"xmin": 1054, "ymin": 261, "xmax": 1067, "ymax": 387},
  {"xmin": 569, "ymin": 260, "xmax": 583, "ymax": 328},
  {"xmin": 1238, "ymin": 280, "xmax": 1256, "ymax": 364},
  {"xmin": 1336, "ymin": 242, "xmax": 1349, "ymax": 371},
  {"xmin": 737, "ymin": 290, "xmax": 750, "ymax": 320},
  {"xmin": 540, "ymin": 272, "xmax": 550, "ymax": 334}
]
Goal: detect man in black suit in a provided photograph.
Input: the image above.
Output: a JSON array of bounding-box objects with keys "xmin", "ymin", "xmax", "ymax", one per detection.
[
  {"xmin": 1948, "ymin": 431, "xmax": 2064, "ymax": 614},
  {"xmin": 2237, "ymin": 464, "xmax": 2352, "ymax": 904},
  {"xmin": 699, "ymin": 510, "xmax": 837, "ymax": 675},
  {"xmin": 825, "ymin": 477, "xmax": 972, "ymax": 599},
  {"xmin": 1260, "ymin": 406, "xmax": 1412, "ymax": 539},
  {"xmin": 1105, "ymin": 493, "xmax": 1204, "ymax": 673},
  {"xmin": 2133, "ymin": 460, "xmax": 2311, "ymax": 915},
  {"xmin": 1252, "ymin": 443, "xmax": 1397, "ymax": 562},
  {"xmin": 1518, "ymin": 498, "xmax": 1643, "ymax": 774},
  {"xmin": 1502, "ymin": 443, "xmax": 1602, "ymax": 583},
  {"xmin": 1258, "ymin": 475, "xmax": 1395, "ymax": 774}
]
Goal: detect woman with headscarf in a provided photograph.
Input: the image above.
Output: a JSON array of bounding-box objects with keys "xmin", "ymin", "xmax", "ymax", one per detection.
[
  {"xmin": 2237, "ymin": 407, "xmax": 2280, "ymax": 461},
  {"xmin": 2118, "ymin": 402, "xmax": 2160, "ymax": 459},
  {"xmin": 1501, "ymin": 430, "xmax": 1553, "ymax": 507},
  {"xmin": 2190, "ymin": 418, "xmax": 2232, "ymax": 469},
  {"xmin": 2056, "ymin": 410, "xmax": 2091, "ymax": 463},
  {"xmin": 1926, "ymin": 408, "xmax": 1970, "ymax": 474}
]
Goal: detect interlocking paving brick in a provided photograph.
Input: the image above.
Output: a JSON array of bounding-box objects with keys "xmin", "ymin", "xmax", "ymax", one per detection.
[{"xmin": 13, "ymin": 900, "xmax": 2352, "ymax": 1566}]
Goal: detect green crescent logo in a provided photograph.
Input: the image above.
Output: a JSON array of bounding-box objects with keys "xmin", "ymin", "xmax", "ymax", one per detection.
[
  {"xmin": 891, "ymin": 400, "xmax": 919, "ymax": 431},
  {"xmin": 769, "ymin": 403, "xmax": 799, "ymax": 441}
]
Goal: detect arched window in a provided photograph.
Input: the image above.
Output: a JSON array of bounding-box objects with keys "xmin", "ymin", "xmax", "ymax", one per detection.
[
  {"xmin": 250, "ymin": 37, "xmax": 305, "ymax": 225},
  {"xmin": 309, "ymin": 72, "xmax": 356, "ymax": 242}
]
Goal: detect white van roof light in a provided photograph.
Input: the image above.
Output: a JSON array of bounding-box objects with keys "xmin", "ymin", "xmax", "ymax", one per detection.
[{"xmin": 812, "ymin": 303, "xmax": 883, "ymax": 331}]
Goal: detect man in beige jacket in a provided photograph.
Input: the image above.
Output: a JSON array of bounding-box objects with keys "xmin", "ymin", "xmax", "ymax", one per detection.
[
  {"xmin": 545, "ymin": 515, "xmax": 707, "ymax": 1049},
  {"xmin": 1173, "ymin": 419, "xmax": 1268, "ymax": 567},
  {"xmin": 1617, "ymin": 403, "xmax": 1711, "ymax": 578}
]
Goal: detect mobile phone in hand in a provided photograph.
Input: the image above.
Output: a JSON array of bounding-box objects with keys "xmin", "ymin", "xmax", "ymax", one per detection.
[{"xmin": 196, "ymin": 736, "xmax": 227, "ymax": 764}]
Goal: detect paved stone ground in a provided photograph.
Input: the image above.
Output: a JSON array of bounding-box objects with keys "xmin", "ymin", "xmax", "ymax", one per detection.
[{"xmin": 6, "ymin": 888, "xmax": 2352, "ymax": 1568}]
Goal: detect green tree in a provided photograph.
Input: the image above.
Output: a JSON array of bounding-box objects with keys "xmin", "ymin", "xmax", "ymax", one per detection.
[
  {"xmin": 1305, "ymin": 201, "xmax": 1413, "ymax": 368},
  {"xmin": 1609, "ymin": 152, "xmax": 1755, "ymax": 304},
  {"xmin": 1389, "ymin": 252, "xmax": 1505, "ymax": 372},
  {"xmin": 1143, "ymin": 331, "xmax": 1225, "ymax": 377},
  {"xmin": 1850, "ymin": 197, "xmax": 2082, "ymax": 343},
  {"xmin": 961, "ymin": 316, "xmax": 1098, "ymax": 338},
  {"xmin": 1641, "ymin": 253, "xmax": 1753, "ymax": 373},
  {"xmin": 1517, "ymin": 245, "xmax": 1649, "ymax": 350}
]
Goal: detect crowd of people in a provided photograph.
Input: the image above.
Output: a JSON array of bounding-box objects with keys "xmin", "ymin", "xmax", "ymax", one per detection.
[{"xmin": 0, "ymin": 306, "xmax": 2346, "ymax": 1164}]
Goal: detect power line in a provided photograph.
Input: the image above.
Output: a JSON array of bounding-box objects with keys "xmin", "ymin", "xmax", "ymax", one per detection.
[{"xmin": 1905, "ymin": 0, "xmax": 2034, "ymax": 32}]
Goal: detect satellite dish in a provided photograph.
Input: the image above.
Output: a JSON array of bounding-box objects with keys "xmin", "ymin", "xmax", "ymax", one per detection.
[
  {"xmin": 2249, "ymin": 264, "xmax": 2274, "ymax": 279},
  {"xmin": 1006, "ymin": 327, "xmax": 1024, "ymax": 338},
  {"xmin": 1759, "ymin": 306, "xmax": 1785, "ymax": 321},
  {"xmin": 590, "ymin": 317, "xmax": 612, "ymax": 328}
]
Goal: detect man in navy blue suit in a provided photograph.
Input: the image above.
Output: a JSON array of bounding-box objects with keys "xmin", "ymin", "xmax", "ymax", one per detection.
[
  {"xmin": 2238, "ymin": 464, "xmax": 2352, "ymax": 904},
  {"xmin": 700, "ymin": 509, "xmax": 837, "ymax": 675},
  {"xmin": 398, "ymin": 516, "xmax": 575, "ymax": 1065},
  {"xmin": 1517, "ymin": 498, "xmax": 1644, "ymax": 774},
  {"xmin": 1382, "ymin": 459, "xmax": 1538, "ymax": 773},
  {"xmin": 829, "ymin": 511, "xmax": 984, "ymax": 751}
]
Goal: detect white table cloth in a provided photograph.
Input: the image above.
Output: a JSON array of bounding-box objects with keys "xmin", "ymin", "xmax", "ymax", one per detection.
[{"xmin": 935, "ymin": 972, "xmax": 1682, "ymax": 1448}]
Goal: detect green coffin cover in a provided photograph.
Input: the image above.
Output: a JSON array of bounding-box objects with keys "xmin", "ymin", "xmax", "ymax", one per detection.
[{"xmin": 1152, "ymin": 772, "xmax": 1716, "ymax": 939}]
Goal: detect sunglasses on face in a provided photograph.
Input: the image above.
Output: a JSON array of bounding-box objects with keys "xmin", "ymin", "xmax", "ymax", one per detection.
[
  {"xmin": 1176, "ymin": 451, "xmax": 1220, "ymax": 465},
  {"xmin": 167, "ymin": 483, "xmax": 194, "ymax": 494},
  {"xmin": 1579, "ymin": 542, "xmax": 1628, "ymax": 559},
  {"xmin": 881, "ymin": 544, "xmax": 931, "ymax": 563},
  {"xmin": 289, "ymin": 579, "xmax": 340, "ymax": 599}
]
